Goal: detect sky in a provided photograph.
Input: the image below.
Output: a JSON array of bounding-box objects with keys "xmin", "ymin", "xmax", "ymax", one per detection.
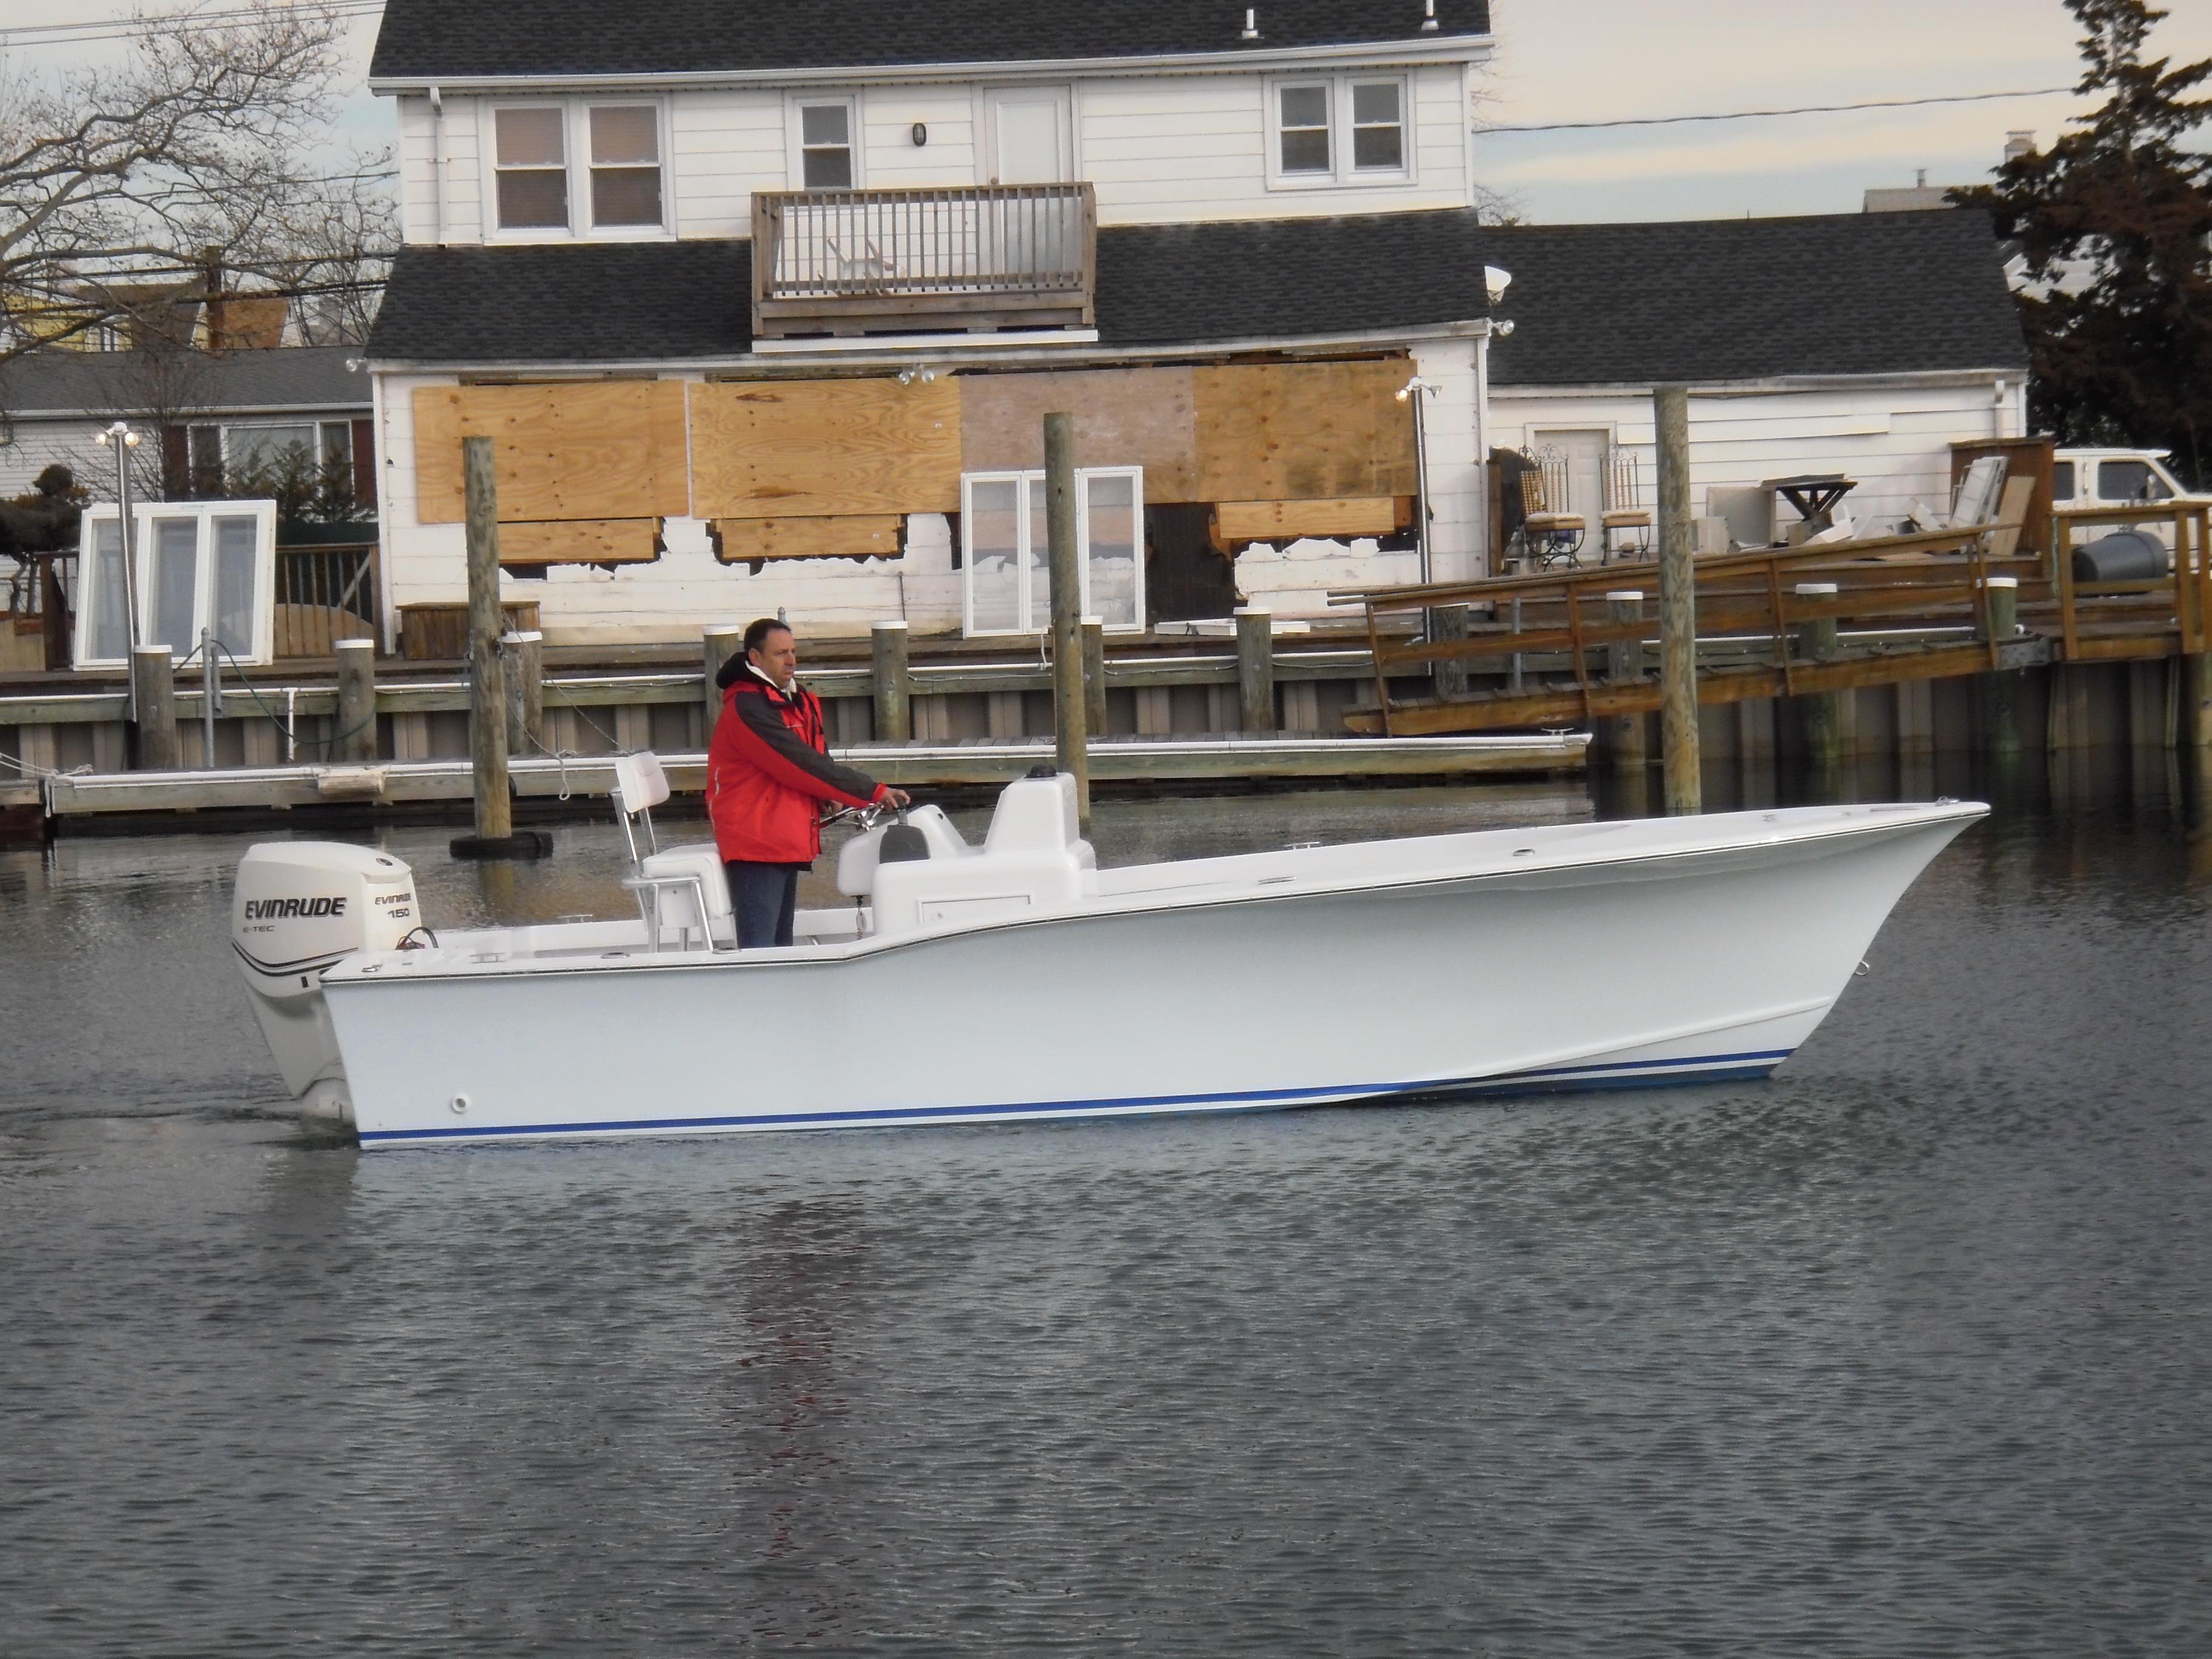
[{"xmin": 2, "ymin": 0, "xmax": 2209, "ymax": 226}]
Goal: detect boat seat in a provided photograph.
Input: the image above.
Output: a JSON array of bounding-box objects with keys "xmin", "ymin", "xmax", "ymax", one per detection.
[{"xmin": 636, "ymin": 843, "xmax": 734, "ymax": 949}]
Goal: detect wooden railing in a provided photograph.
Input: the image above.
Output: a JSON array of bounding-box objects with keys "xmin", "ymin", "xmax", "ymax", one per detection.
[
  {"xmin": 2049, "ymin": 500, "xmax": 2212, "ymax": 661},
  {"xmin": 1332, "ymin": 519, "xmax": 2042, "ymax": 736},
  {"xmin": 751, "ymin": 183, "xmax": 1097, "ymax": 339}
]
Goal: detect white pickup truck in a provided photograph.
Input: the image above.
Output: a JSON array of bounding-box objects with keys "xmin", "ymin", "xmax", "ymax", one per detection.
[{"xmin": 2051, "ymin": 447, "xmax": 2201, "ymax": 512}]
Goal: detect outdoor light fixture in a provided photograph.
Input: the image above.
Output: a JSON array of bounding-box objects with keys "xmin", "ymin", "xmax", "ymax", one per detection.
[
  {"xmin": 1398, "ymin": 380, "xmax": 1438, "ymax": 586},
  {"xmin": 911, "ymin": 122, "xmax": 928, "ymax": 146},
  {"xmin": 1495, "ymin": 319, "xmax": 1515, "ymax": 337},
  {"xmin": 1484, "ymin": 264, "xmax": 1513, "ymax": 306},
  {"xmin": 93, "ymin": 419, "xmax": 144, "ymax": 714}
]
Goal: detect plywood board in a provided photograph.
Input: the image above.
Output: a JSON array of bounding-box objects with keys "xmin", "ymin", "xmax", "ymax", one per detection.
[
  {"xmin": 413, "ymin": 381, "xmax": 689, "ymax": 525},
  {"xmin": 710, "ymin": 515, "xmax": 903, "ymax": 564},
  {"xmin": 497, "ymin": 519, "xmax": 664, "ymax": 566},
  {"xmin": 958, "ymin": 367, "xmax": 1198, "ymax": 498},
  {"xmin": 1213, "ymin": 497, "xmax": 1402, "ymax": 546},
  {"xmin": 1193, "ymin": 360, "xmax": 1417, "ymax": 503},
  {"xmin": 691, "ymin": 378, "xmax": 961, "ymax": 519}
]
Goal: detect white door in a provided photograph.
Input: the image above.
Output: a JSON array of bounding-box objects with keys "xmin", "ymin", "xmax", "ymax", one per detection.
[
  {"xmin": 1538, "ymin": 429, "xmax": 1610, "ymax": 526},
  {"xmin": 986, "ymin": 88, "xmax": 1072, "ymax": 184}
]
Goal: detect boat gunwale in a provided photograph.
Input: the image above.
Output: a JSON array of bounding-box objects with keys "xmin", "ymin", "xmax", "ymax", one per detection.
[{"xmin": 321, "ymin": 801, "xmax": 1987, "ymax": 992}]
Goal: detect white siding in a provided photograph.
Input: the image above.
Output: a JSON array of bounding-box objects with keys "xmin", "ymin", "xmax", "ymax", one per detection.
[
  {"xmin": 670, "ymin": 90, "xmax": 786, "ymax": 238},
  {"xmin": 860, "ymin": 85, "xmax": 980, "ymax": 190},
  {"xmin": 0, "ymin": 418, "xmax": 132, "ymax": 501},
  {"xmin": 1492, "ymin": 377, "xmax": 2016, "ymax": 548},
  {"xmin": 386, "ymin": 63, "xmax": 1475, "ymax": 245},
  {"xmin": 1081, "ymin": 65, "xmax": 1467, "ymax": 226},
  {"xmin": 397, "ymin": 96, "xmax": 439, "ymax": 245}
]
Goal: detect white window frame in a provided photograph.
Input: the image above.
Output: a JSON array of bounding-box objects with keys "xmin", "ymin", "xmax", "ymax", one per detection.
[
  {"xmin": 483, "ymin": 99, "xmax": 673, "ymax": 241},
  {"xmin": 72, "ymin": 500, "xmax": 278, "ymax": 670},
  {"xmin": 1266, "ymin": 72, "xmax": 1415, "ymax": 191},
  {"xmin": 786, "ymin": 92, "xmax": 863, "ymax": 191},
  {"xmin": 960, "ymin": 468, "xmax": 1147, "ymax": 638}
]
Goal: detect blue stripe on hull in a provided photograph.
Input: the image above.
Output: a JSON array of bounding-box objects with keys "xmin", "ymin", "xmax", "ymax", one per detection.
[{"xmin": 355, "ymin": 1048, "xmax": 1795, "ymax": 1146}]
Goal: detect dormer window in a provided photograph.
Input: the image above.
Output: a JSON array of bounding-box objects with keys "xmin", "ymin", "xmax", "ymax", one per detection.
[
  {"xmin": 1350, "ymin": 81, "xmax": 1405, "ymax": 171},
  {"xmin": 489, "ymin": 101, "xmax": 670, "ymax": 236},
  {"xmin": 494, "ymin": 107, "xmax": 569, "ymax": 229},
  {"xmin": 1269, "ymin": 73, "xmax": 1413, "ymax": 189},
  {"xmin": 589, "ymin": 106, "xmax": 664, "ymax": 226},
  {"xmin": 1278, "ymin": 84, "xmax": 1332, "ymax": 174}
]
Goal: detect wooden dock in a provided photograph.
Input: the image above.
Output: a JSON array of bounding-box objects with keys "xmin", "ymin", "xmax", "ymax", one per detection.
[
  {"xmin": 1332, "ymin": 498, "xmax": 2210, "ymax": 738},
  {"xmin": 24, "ymin": 732, "xmax": 1586, "ymax": 831}
]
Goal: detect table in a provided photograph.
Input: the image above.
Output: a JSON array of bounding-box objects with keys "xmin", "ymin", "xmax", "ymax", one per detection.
[{"xmin": 1761, "ymin": 474, "xmax": 1858, "ymax": 537}]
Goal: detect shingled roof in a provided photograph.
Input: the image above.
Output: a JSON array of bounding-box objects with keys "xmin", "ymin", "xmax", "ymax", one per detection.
[
  {"xmin": 370, "ymin": 0, "xmax": 1492, "ymax": 81},
  {"xmin": 366, "ymin": 210, "xmax": 1494, "ymax": 364},
  {"xmin": 0, "ymin": 346, "xmax": 367, "ymax": 417},
  {"xmin": 1485, "ymin": 209, "xmax": 2028, "ymax": 386}
]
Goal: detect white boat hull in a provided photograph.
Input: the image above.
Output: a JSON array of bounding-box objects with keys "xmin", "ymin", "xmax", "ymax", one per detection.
[{"xmin": 314, "ymin": 803, "xmax": 1981, "ymax": 1149}]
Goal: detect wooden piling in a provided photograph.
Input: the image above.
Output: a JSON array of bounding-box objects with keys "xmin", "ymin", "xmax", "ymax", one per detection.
[
  {"xmin": 871, "ymin": 620, "xmax": 912, "ymax": 743},
  {"xmin": 503, "ymin": 629, "xmax": 543, "ymax": 757},
  {"xmin": 1043, "ymin": 412, "xmax": 1090, "ymax": 828},
  {"xmin": 129, "ymin": 646, "xmax": 178, "ymax": 770},
  {"xmin": 1654, "ymin": 383, "xmax": 1700, "ymax": 814},
  {"xmin": 1604, "ymin": 589, "xmax": 1647, "ymax": 769},
  {"xmin": 334, "ymin": 638, "xmax": 377, "ymax": 763},
  {"xmin": 1081, "ymin": 616, "xmax": 1107, "ymax": 736},
  {"xmin": 1793, "ymin": 581, "xmax": 1844, "ymax": 793},
  {"xmin": 1236, "ymin": 605, "xmax": 1276, "ymax": 733},
  {"xmin": 461, "ymin": 434, "xmax": 513, "ymax": 848},
  {"xmin": 703, "ymin": 624, "xmax": 742, "ymax": 740}
]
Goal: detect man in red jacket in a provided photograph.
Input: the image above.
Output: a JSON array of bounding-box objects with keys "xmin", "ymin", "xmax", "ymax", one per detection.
[{"xmin": 706, "ymin": 617, "xmax": 908, "ymax": 948}]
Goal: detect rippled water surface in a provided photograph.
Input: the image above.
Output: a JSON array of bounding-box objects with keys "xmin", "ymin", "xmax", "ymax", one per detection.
[{"xmin": 4, "ymin": 771, "xmax": 2209, "ymax": 1655}]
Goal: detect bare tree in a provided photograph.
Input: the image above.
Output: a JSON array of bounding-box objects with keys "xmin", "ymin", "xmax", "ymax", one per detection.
[{"xmin": 0, "ymin": 2, "xmax": 394, "ymax": 365}]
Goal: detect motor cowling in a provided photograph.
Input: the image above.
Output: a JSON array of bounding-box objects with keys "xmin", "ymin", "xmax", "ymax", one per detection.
[{"xmin": 233, "ymin": 842, "xmax": 420, "ymax": 1123}]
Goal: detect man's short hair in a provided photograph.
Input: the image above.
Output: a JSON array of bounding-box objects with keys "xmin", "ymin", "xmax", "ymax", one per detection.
[{"xmin": 743, "ymin": 617, "xmax": 792, "ymax": 656}]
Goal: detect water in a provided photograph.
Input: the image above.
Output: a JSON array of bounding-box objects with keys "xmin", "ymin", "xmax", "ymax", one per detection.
[{"xmin": 4, "ymin": 772, "xmax": 2210, "ymax": 1655}]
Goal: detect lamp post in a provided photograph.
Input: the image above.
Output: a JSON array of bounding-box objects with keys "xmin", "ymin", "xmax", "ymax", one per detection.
[
  {"xmin": 1396, "ymin": 377, "xmax": 1437, "ymax": 587},
  {"xmin": 93, "ymin": 420, "xmax": 142, "ymax": 715}
]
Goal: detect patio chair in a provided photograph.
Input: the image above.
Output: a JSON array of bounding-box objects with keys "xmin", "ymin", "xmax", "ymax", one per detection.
[
  {"xmin": 1601, "ymin": 450, "xmax": 1652, "ymax": 561},
  {"xmin": 1517, "ymin": 448, "xmax": 1586, "ymax": 568}
]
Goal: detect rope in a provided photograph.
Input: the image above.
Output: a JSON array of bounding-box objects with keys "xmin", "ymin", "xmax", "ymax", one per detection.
[{"xmin": 206, "ymin": 639, "xmax": 381, "ymax": 753}]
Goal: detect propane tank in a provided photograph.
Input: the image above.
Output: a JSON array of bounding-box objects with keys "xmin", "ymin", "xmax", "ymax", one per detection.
[{"xmin": 233, "ymin": 842, "xmax": 420, "ymax": 1126}]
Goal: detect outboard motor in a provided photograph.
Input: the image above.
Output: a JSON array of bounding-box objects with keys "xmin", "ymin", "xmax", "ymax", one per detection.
[{"xmin": 233, "ymin": 842, "xmax": 420, "ymax": 1126}]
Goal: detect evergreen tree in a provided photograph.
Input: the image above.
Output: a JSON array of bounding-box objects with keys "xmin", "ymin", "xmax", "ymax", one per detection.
[{"xmin": 1953, "ymin": 0, "xmax": 2212, "ymax": 484}]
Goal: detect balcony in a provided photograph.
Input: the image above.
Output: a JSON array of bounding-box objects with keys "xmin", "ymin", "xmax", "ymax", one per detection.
[{"xmin": 751, "ymin": 183, "xmax": 1096, "ymax": 341}]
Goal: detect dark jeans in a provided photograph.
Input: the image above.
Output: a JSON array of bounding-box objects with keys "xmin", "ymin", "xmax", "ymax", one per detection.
[{"xmin": 726, "ymin": 861, "xmax": 801, "ymax": 949}]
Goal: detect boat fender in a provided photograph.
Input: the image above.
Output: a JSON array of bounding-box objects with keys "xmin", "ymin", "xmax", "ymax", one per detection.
[{"xmin": 877, "ymin": 823, "xmax": 931, "ymax": 864}]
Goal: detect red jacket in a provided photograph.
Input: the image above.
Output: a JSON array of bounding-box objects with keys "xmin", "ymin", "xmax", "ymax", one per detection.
[{"xmin": 705, "ymin": 667, "xmax": 887, "ymax": 864}]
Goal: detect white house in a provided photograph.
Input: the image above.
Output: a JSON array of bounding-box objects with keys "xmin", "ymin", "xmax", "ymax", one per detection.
[
  {"xmin": 361, "ymin": 0, "xmax": 1504, "ymax": 648},
  {"xmin": 359, "ymin": 2, "xmax": 2030, "ymax": 654},
  {"xmin": 1483, "ymin": 211, "xmax": 2031, "ymax": 555}
]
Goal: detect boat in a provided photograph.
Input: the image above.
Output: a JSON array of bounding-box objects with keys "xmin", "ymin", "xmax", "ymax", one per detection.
[{"xmin": 230, "ymin": 759, "xmax": 1985, "ymax": 1150}]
